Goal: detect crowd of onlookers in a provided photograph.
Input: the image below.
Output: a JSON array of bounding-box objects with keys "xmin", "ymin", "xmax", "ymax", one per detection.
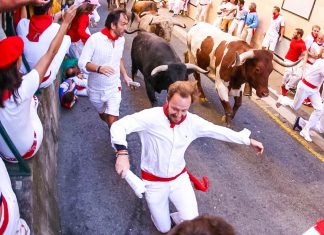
[{"xmin": 0, "ymin": 0, "xmax": 323, "ymax": 234}]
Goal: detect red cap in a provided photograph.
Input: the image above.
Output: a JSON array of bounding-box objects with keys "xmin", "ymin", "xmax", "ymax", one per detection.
[{"xmin": 0, "ymin": 36, "xmax": 24, "ymax": 69}]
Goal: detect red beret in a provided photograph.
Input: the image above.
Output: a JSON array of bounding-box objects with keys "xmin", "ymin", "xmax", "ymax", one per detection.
[{"xmin": 0, "ymin": 36, "xmax": 24, "ymax": 69}]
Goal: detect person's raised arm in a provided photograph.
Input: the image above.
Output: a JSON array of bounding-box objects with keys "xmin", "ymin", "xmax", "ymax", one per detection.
[
  {"xmin": 0, "ymin": 0, "xmax": 49, "ymax": 12},
  {"xmin": 34, "ymin": 5, "xmax": 76, "ymax": 84}
]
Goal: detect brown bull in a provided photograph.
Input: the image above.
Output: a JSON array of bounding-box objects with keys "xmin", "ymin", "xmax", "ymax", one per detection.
[
  {"xmin": 130, "ymin": 0, "xmax": 160, "ymax": 26},
  {"xmin": 186, "ymin": 22, "xmax": 300, "ymax": 126},
  {"xmin": 138, "ymin": 13, "xmax": 186, "ymax": 42}
]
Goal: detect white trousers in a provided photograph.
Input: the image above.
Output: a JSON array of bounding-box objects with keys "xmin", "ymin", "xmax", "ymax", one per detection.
[
  {"xmin": 299, "ymin": 106, "xmax": 324, "ymax": 134},
  {"xmin": 213, "ymin": 16, "xmax": 223, "ymax": 28},
  {"xmin": 228, "ymin": 19, "xmax": 244, "ymax": 36},
  {"xmin": 143, "ymin": 173, "xmax": 198, "ymax": 233},
  {"xmin": 240, "ymin": 27, "xmax": 254, "ymax": 45},
  {"xmin": 262, "ymin": 34, "xmax": 279, "ymax": 51},
  {"xmin": 195, "ymin": 4, "xmax": 208, "ymax": 23},
  {"xmin": 282, "ymin": 59, "xmax": 303, "ymax": 90}
]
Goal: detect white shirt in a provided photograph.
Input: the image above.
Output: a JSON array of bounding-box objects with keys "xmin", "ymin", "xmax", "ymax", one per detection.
[
  {"xmin": 305, "ymin": 59, "xmax": 324, "ymax": 87},
  {"xmin": 199, "ymin": 0, "xmax": 211, "ymax": 5},
  {"xmin": 0, "ymin": 70, "xmax": 39, "ymax": 158},
  {"xmin": 308, "ymin": 42, "xmax": 322, "ymax": 64},
  {"xmin": 304, "ymin": 33, "xmax": 316, "ymax": 50},
  {"xmin": 16, "ymin": 19, "xmax": 71, "ymax": 88},
  {"xmin": 223, "ymin": 2, "xmax": 236, "ymax": 20},
  {"xmin": 111, "ymin": 107, "xmax": 251, "ymax": 178},
  {"xmin": 0, "ymin": 159, "xmax": 29, "ymax": 235},
  {"xmin": 266, "ymin": 15, "xmax": 285, "ymax": 38},
  {"xmin": 235, "ymin": 5, "xmax": 248, "ymax": 20},
  {"xmin": 78, "ymin": 31, "xmax": 125, "ymax": 91}
]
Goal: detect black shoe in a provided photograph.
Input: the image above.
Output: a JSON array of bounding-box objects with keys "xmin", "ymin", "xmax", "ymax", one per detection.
[{"xmin": 293, "ymin": 117, "xmax": 302, "ymax": 131}]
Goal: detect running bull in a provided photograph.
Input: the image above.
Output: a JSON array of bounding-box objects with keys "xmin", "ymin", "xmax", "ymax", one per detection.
[
  {"xmin": 131, "ymin": 32, "xmax": 208, "ymax": 106},
  {"xmin": 186, "ymin": 22, "xmax": 300, "ymax": 126}
]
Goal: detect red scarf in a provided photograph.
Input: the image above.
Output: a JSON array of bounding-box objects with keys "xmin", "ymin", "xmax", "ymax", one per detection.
[
  {"xmin": 101, "ymin": 27, "xmax": 119, "ymax": 41},
  {"xmin": 249, "ymin": 9, "xmax": 256, "ymax": 13},
  {"xmin": 0, "ymin": 196, "xmax": 9, "ymax": 234},
  {"xmin": 27, "ymin": 15, "xmax": 53, "ymax": 42},
  {"xmin": 311, "ymin": 32, "xmax": 318, "ymax": 41},
  {"xmin": 2, "ymin": 90, "xmax": 12, "ymax": 102},
  {"xmin": 239, "ymin": 6, "xmax": 243, "ymax": 11},
  {"xmin": 163, "ymin": 103, "xmax": 187, "ymax": 128},
  {"xmin": 273, "ymin": 13, "xmax": 279, "ymax": 20}
]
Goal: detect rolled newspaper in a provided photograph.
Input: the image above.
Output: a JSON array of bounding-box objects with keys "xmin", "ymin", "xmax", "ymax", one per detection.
[{"xmin": 125, "ymin": 170, "xmax": 146, "ymax": 198}]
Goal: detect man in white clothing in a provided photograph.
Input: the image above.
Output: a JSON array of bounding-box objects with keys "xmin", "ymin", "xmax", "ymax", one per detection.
[
  {"xmin": 261, "ymin": 6, "xmax": 285, "ymax": 52},
  {"xmin": 276, "ymin": 59, "xmax": 324, "ymax": 142},
  {"xmin": 16, "ymin": 0, "xmax": 71, "ymax": 89},
  {"xmin": 228, "ymin": 0, "xmax": 248, "ymax": 36},
  {"xmin": 79, "ymin": 9, "xmax": 132, "ymax": 128},
  {"xmin": 111, "ymin": 81, "xmax": 264, "ymax": 233},
  {"xmin": 194, "ymin": 0, "xmax": 211, "ymax": 24}
]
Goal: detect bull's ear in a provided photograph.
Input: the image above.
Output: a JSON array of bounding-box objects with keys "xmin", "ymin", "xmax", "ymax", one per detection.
[{"xmin": 230, "ymin": 52, "xmax": 241, "ymax": 68}]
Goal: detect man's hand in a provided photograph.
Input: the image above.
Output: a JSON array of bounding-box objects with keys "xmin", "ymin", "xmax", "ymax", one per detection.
[
  {"xmin": 115, "ymin": 155, "xmax": 130, "ymax": 178},
  {"xmin": 101, "ymin": 66, "xmax": 115, "ymax": 76},
  {"xmin": 250, "ymin": 139, "xmax": 264, "ymax": 156}
]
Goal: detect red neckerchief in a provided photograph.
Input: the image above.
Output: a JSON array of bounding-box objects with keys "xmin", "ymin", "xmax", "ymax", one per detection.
[
  {"xmin": 273, "ymin": 13, "xmax": 279, "ymax": 20},
  {"xmin": 101, "ymin": 27, "xmax": 119, "ymax": 42},
  {"xmin": 2, "ymin": 90, "xmax": 12, "ymax": 102},
  {"xmin": 27, "ymin": 15, "xmax": 53, "ymax": 42},
  {"xmin": 0, "ymin": 196, "xmax": 9, "ymax": 234},
  {"xmin": 239, "ymin": 6, "xmax": 243, "ymax": 11},
  {"xmin": 163, "ymin": 103, "xmax": 187, "ymax": 128},
  {"xmin": 315, "ymin": 220, "xmax": 324, "ymax": 234},
  {"xmin": 311, "ymin": 32, "xmax": 318, "ymax": 41},
  {"xmin": 249, "ymin": 9, "xmax": 256, "ymax": 13}
]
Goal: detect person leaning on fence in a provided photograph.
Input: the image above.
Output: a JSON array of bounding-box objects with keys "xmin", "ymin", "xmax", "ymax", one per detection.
[
  {"xmin": 16, "ymin": 0, "xmax": 71, "ymax": 89},
  {"xmin": 261, "ymin": 6, "xmax": 285, "ymax": 52},
  {"xmin": 167, "ymin": 215, "xmax": 236, "ymax": 235},
  {"xmin": 238, "ymin": 2, "xmax": 257, "ymax": 46},
  {"xmin": 111, "ymin": 80, "xmax": 264, "ymax": 233},
  {"xmin": 227, "ymin": 0, "xmax": 247, "ymax": 36},
  {"xmin": 0, "ymin": 158, "xmax": 30, "ymax": 235},
  {"xmin": 0, "ymin": 5, "xmax": 76, "ymax": 163}
]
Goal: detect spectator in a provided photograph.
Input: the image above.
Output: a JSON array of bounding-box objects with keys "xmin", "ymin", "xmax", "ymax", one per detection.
[
  {"xmin": 111, "ymin": 81, "xmax": 264, "ymax": 233},
  {"xmin": 0, "ymin": 0, "xmax": 49, "ymax": 12},
  {"xmin": 167, "ymin": 215, "xmax": 235, "ymax": 235},
  {"xmin": 240, "ymin": 2, "xmax": 258, "ymax": 46},
  {"xmin": 194, "ymin": 0, "xmax": 211, "ymax": 24},
  {"xmin": 16, "ymin": 0, "xmax": 71, "ymax": 89},
  {"xmin": 293, "ymin": 103, "xmax": 324, "ymax": 139},
  {"xmin": 304, "ymin": 25, "xmax": 321, "ymax": 51},
  {"xmin": 228, "ymin": 0, "xmax": 247, "ymax": 36},
  {"xmin": 180, "ymin": 0, "xmax": 189, "ymax": 17},
  {"xmin": 0, "ymin": 6, "xmax": 76, "ymax": 163},
  {"xmin": 220, "ymin": 0, "xmax": 236, "ymax": 32},
  {"xmin": 276, "ymin": 58, "xmax": 324, "ymax": 142},
  {"xmin": 213, "ymin": 0, "xmax": 227, "ymax": 29},
  {"xmin": 78, "ymin": 9, "xmax": 132, "ymax": 128},
  {"xmin": 74, "ymin": 0, "xmax": 101, "ymax": 28},
  {"xmin": 67, "ymin": 0, "xmax": 100, "ymax": 59},
  {"xmin": 261, "ymin": 6, "xmax": 285, "ymax": 52},
  {"xmin": 303, "ymin": 25, "xmax": 321, "ymax": 107},
  {"xmin": 280, "ymin": 28, "xmax": 308, "ymax": 96},
  {"xmin": 169, "ymin": 0, "xmax": 183, "ymax": 17},
  {"xmin": 0, "ymin": 158, "xmax": 30, "ymax": 234}
]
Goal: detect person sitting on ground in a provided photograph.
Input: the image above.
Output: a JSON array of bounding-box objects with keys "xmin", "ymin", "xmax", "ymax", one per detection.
[
  {"xmin": 0, "ymin": 158, "xmax": 30, "ymax": 235},
  {"xmin": 16, "ymin": 0, "xmax": 71, "ymax": 89},
  {"xmin": 240, "ymin": 2, "xmax": 258, "ymax": 46},
  {"xmin": 67, "ymin": 0, "xmax": 100, "ymax": 58},
  {"xmin": 167, "ymin": 215, "xmax": 236, "ymax": 235},
  {"xmin": 0, "ymin": 5, "xmax": 76, "ymax": 163}
]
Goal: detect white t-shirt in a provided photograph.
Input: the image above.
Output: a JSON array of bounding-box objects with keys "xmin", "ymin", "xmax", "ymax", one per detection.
[
  {"xmin": 223, "ymin": 2, "xmax": 236, "ymax": 20},
  {"xmin": 16, "ymin": 19, "xmax": 71, "ymax": 88},
  {"xmin": 78, "ymin": 31, "xmax": 125, "ymax": 91},
  {"xmin": 308, "ymin": 42, "xmax": 322, "ymax": 64},
  {"xmin": 0, "ymin": 70, "xmax": 39, "ymax": 158},
  {"xmin": 266, "ymin": 15, "xmax": 285, "ymax": 38},
  {"xmin": 235, "ymin": 5, "xmax": 248, "ymax": 20},
  {"xmin": 304, "ymin": 33, "xmax": 316, "ymax": 50}
]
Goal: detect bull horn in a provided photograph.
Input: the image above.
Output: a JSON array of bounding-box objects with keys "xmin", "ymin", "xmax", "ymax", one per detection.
[
  {"xmin": 125, "ymin": 29, "xmax": 143, "ymax": 34},
  {"xmin": 173, "ymin": 23, "xmax": 186, "ymax": 28},
  {"xmin": 151, "ymin": 65, "xmax": 168, "ymax": 76},
  {"xmin": 273, "ymin": 54, "xmax": 302, "ymax": 67},
  {"xmin": 185, "ymin": 63, "xmax": 209, "ymax": 74},
  {"xmin": 231, "ymin": 50, "xmax": 254, "ymax": 67}
]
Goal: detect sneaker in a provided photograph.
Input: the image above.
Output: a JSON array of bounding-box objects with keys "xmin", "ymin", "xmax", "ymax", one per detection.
[
  {"xmin": 303, "ymin": 97, "xmax": 313, "ymax": 107},
  {"xmin": 300, "ymin": 129, "xmax": 312, "ymax": 142},
  {"xmin": 281, "ymin": 84, "xmax": 288, "ymax": 96},
  {"xmin": 292, "ymin": 117, "xmax": 302, "ymax": 131},
  {"xmin": 275, "ymin": 95, "xmax": 283, "ymax": 108},
  {"xmin": 172, "ymin": 13, "xmax": 178, "ymax": 17}
]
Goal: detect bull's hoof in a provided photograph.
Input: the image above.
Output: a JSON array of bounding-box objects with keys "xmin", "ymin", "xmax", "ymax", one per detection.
[{"xmin": 200, "ymin": 97, "xmax": 208, "ymax": 102}]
